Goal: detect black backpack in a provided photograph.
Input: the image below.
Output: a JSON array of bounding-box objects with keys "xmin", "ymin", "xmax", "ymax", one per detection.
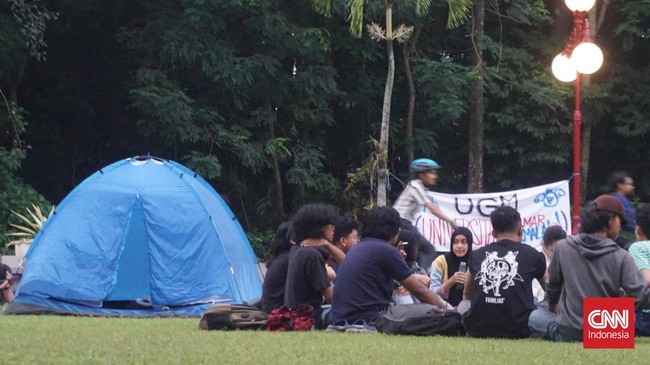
[
  {"xmin": 199, "ymin": 304, "xmax": 268, "ymax": 331},
  {"xmin": 373, "ymin": 303, "xmax": 465, "ymax": 336}
]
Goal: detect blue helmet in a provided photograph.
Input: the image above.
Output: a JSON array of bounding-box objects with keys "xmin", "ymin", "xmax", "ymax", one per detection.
[{"xmin": 410, "ymin": 158, "xmax": 440, "ymax": 173}]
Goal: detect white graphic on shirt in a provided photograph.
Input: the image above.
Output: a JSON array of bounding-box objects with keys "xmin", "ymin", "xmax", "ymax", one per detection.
[{"xmin": 475, "ymin": 251, "xmax": 523, "ymax": 297}]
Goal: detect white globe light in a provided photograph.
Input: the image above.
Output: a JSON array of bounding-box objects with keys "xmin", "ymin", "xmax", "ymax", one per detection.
[
  {"xmin": 571, "ymin": 42, "xmax": 603, "ymax": 74},
  {"xmin": 552, "ymin": 53, "xmax": 577, "ymax": 82},
  {"xmin": 565, "ymin": 0, "xmax": 596, "ymax": 12}
]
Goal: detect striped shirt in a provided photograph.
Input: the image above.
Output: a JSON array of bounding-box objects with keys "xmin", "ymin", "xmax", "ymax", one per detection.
[
  {"xmin": 629, "ymin": 241, "xmax": 650, "ymax": 313},
  {"xmin": 393, "ymin": 179, "xmax": 430, "ymax": 222},
  {"xmin": 630, "ymin": 241, "xmax": 650, "ymax": 271}
]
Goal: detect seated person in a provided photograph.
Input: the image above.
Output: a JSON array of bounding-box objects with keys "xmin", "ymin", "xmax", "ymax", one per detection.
[
  {"xmin": 529, "ymin": 196, "xmax": 650, "ymax": 342},
  {"xmin": 430, "ymin": 227, "xmax": 473, "ymax": 308},
  {"xmin": 627, "ymin": 204, "xmax": 650, "ymax": 336},
  {"xmin": 393, "ymin": 240, "xmax": 431, "ymax": 305},
  {"xmin": 0, "ymin": 253, "xmax": 14, "ymax": 304},
  {"xmin": 261, "ymin": 222, "xmax": 293, "ymax": 314},
  {"xmin": 284, "ymin": 204, "xmax": 343, "ymax": 329},
  {"xmin": 462, "ymin": 205, "xmax": 547, "ymax": 339},
  {"xmin": 532, "ymin": 225, "xmax": 566, "ymax": 304},
  {"xmin": 329, "ymin": 206, "xmax": 447, "ymax": 331},
  {"xmin": 329, "ymin": 216, "xmax": 359, "ymax": 274}
]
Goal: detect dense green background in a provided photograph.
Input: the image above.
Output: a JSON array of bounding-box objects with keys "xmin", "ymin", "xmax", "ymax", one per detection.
[{"xmin": 1, "ymin": 0, "xmax": 649, "ymax": 251}]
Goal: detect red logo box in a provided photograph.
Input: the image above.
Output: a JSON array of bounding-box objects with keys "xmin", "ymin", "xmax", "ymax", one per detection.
[{"xmin": 583, "ymin": 297, "xmax": 634, "ymax": 349}]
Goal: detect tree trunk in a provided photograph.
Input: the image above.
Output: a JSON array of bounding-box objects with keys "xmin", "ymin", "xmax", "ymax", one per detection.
[
  {"xmin": 10, "ymin": 60, "xmax": 27, "ymax": 104},
  {"xmin": 377, "ymin": 3, "xmax": 395, "ymax": 207},
  {"xmin": 265, "ymin": 99, "xmax": 285, "ymax": 216},
  {"xmin": 467, "ymin": 0, "xmax": 485, "ymax": 193},
  {"xmin": 403, "ymin": 30, "xmax": 420, "ymax": 164}
]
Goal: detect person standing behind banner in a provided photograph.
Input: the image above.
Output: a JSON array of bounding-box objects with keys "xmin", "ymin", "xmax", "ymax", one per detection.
[
  {"xmin": 394, "ymin": 158, "xmax": 459, "ymax": 271},
  {"xmin": 608, "ymin": 171, "xmax": 636, "ymax": 235}
]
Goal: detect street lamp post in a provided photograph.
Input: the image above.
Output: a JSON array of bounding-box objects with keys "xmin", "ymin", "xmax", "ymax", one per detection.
[{"xmin": 551, "ymin": 0, "xmax": 603, "ymax": 234}]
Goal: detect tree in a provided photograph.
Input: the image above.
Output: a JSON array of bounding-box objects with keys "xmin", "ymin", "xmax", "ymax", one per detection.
[
  {"xmin": 467, "ymin": 0, "xmax": 485, "ymax": 192},
  {"xmin": 123, "ymin": 0, "xmax": 342, "ymax": 222},
  {"xmin": 313, "ymin": 0, "xmax": 472, "ymax": 206},
  {"xmin": 464, "ymin": 0, "xmax": 573, "ymax": 190},
  {"xmin": 0, "ymin": 1, "xmax": 56, "ymax": 242}
]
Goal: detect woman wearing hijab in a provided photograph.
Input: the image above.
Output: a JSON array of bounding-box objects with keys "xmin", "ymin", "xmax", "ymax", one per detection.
[{"xmin": 429, "ymin": 227, "xmax": 473, "ymax": 307}]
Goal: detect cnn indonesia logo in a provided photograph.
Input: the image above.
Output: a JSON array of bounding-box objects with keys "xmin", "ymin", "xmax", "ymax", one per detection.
[{"xmin": 583, "ymin": 297, "xmax": 634, "ymax": 349}]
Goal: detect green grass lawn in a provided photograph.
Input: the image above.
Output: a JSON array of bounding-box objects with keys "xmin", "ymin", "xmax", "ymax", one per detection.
[{"xmin": 1, "ymin": 316, "xmax": 649, "ymax": 364}]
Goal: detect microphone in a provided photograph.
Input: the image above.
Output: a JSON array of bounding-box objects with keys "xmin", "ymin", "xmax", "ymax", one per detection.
[{"xmin": 455, "ymin": 261, "xmax": 467, "ymax": 291}]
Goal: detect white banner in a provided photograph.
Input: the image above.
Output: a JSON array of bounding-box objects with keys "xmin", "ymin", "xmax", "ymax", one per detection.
[{"xmin": 413, "ymin": 180, "xmax": 571, "ymax": 252}]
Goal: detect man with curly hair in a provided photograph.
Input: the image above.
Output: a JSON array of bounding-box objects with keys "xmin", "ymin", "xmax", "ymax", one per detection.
[{"xmin": 283, "ymin": 203, "xmax": 343, "ymax": 328}]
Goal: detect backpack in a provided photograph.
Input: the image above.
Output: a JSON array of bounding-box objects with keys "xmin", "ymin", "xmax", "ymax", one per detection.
[
  {"xmin": 199, "ymin": 304, "xmax": 268, "ymax": 331},
  {"xmin": 373, "ymin": 303, "xmax": 465, "ymax": 336}
]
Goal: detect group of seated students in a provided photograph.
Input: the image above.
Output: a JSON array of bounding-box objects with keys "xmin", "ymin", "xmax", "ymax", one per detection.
[{"xmin": 259, "ymin": 196, "xmax": 650, "ymax": 339}]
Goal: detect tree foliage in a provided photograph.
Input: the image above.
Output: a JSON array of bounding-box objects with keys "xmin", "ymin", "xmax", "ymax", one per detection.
[{"xmin": 0, "ymin": 0, "xmax": 648, "ymax": 240}]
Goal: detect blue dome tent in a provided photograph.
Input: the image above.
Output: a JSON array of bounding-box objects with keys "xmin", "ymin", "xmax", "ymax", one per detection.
[{"xmin": 6, "ymin": 156, "xmax": 261, "ymax": 316}]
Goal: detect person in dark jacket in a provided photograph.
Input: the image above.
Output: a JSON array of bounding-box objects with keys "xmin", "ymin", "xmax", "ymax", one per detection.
[{"xmin": 529, "ymin": 195, "xmax": 650, "ymax": 342}]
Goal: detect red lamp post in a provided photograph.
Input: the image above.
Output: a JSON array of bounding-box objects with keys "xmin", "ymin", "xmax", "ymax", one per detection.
[{"xmin": 551, "ymin": 0, "xmax": 603, "ymax": 234}]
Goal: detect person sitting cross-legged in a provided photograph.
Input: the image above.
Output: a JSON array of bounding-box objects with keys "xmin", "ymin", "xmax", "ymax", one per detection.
[
  {"xmin": 461, "ymin": 205, "xmax": 547, "ymax": 339},
  {"xmin": 328, "ymin": 206, "xmax": 447, "ymax": 333},
  {"xmin": 529, "ymin": 195, "xmax": 650, "ymax": 342}
]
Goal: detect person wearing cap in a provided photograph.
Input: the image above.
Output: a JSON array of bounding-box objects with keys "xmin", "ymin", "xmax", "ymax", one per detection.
[
  {"xmin": 529, "ymin": 195, "xmax": 650, "ymax": 342},
  {"xmin": 393, "ymin": 158, "xmax": 458, "ymax": 271}
]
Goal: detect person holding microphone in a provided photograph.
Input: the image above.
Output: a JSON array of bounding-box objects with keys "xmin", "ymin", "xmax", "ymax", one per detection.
[{"xmin": 429, "ymin": 227, "xmax": 473, "ymax": 308}]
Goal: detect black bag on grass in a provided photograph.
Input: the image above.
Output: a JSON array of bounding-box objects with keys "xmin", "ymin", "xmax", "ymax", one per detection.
[
  {"xmin": 374, "ymin": 303, "xmax": 465, "ymax": 336},
  {"xmin": 199, "ymin": 304, "xmax": 268, "ymax": 331}
]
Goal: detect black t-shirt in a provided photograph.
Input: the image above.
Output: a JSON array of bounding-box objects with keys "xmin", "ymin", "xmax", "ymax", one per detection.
[
  {"xmin": 284, "ymin": 246, "xmax": 330, "ymax": 321},
  {"xmin": 0, "ymin": 263, "xmax": 11, "ymax": 279},
  {"xmin": 0, "ymin": 263, "xmax": 11, "ymax": 289},
  {"xmin": 463, "ymin": 239, "xmax": 546, "ymax": 339},
  {"xmin": 261, "ymin": 253, "xmax": 290, "ymax": 314},
  {"xmin": 329, "ymin": 238, "xmax": 412, "ymax": 324}
]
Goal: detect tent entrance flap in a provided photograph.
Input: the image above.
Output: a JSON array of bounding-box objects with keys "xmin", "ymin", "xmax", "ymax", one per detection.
[{"xmin": 106, "ymin": 199, "xmax": 151, "ymax": 301}]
